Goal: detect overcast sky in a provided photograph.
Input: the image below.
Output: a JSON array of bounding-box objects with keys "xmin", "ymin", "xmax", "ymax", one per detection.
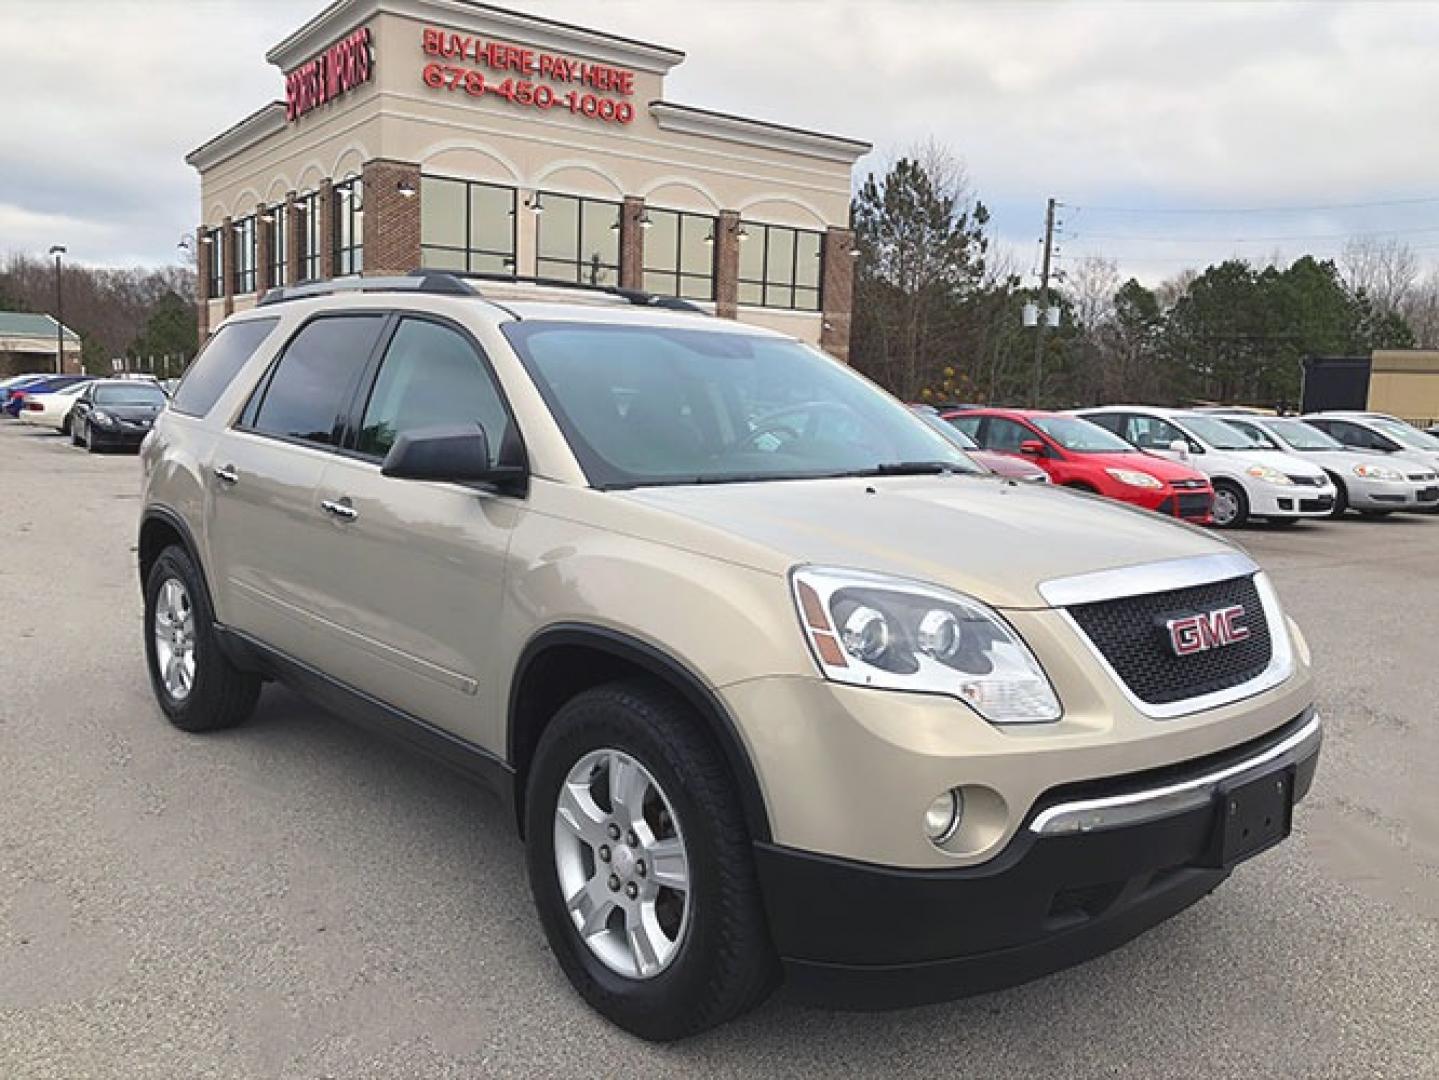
[{"xmin": 3, "ymin": 0, "xmax": 1438, "ymax": 286}]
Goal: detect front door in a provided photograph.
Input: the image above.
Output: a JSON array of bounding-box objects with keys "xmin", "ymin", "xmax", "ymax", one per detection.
[{"xmin": 306, "ymin": 315, "xmax": 525, "ymax": 749}]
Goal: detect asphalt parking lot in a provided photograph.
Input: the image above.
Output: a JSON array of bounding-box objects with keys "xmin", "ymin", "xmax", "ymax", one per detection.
[{"xmin": 1, "ymin": 420, "xmax": 1436, "ymax": 1079}]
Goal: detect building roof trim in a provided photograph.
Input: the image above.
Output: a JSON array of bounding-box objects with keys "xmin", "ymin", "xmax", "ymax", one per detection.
[
  {"xmin": 648, "ymin": 101, "xmax": 871, "ymax": 164},
  {"xmin": 186, "ymin": 102, "xmax": 288, "ymax": 172},
  {"xmin": 267, "ymin": 0, "xmax": 685, "ymax": 74},
  {"xmin": 0, "ymin": 312, "xmax": 80, "ymax": 343}
]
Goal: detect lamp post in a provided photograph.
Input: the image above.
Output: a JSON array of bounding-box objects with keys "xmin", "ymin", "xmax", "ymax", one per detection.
[{"xmin": 47, "ymin": 245, "xmax": 67, "ymax": 374}]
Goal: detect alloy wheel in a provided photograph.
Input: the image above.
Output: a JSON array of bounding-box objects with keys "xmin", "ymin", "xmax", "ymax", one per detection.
[
  {"xmin": 1212, "ymin": 487, "xmax": 1240, "ymax": 526},
  {"xmin": 552, "ymin": 748, "xmax": 691, "ymax": 980},
  {"xmin": 153, "ymin": 577, "xmax": 197, "ymax": 701}
]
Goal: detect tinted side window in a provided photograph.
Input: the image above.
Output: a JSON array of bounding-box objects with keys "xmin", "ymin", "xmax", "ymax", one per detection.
[
  {"xmin": 947, "ymin": 415, "xmax": 982, "ymax": 440},
  {"xmin": 356, "ymin": 318, "xmax": 511, "ymax": 460},
  {"xmin": 171, "ymin": 318, "xmax": 280, "ymax": 417},
  {"xmin": 250, "ymin": 316, "xmax": 382, "ymax": 446},
  {"xmin": 1084, "ymin": 413, "xmax": 1126, "ymax": 437},
  {"xmin": 985, "ymin": 417, "xmax": 1034, "ymax": 452}
]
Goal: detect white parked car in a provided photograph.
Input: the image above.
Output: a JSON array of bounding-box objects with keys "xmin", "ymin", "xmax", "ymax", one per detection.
[
  {"xmin": 16, "ymin": 380, "xmax": 92, "ymax": 433},
  {"xmin": 1301, "ymin": 412, "xmax": 1439, "ymax": 478},
  {"xmin": 1217, "ymin": 415, "xmax": 1439, "ymax": 517},
  {"xmin": 1072, "ymin": 406, "xmax": 1337, "ymax": 527}
]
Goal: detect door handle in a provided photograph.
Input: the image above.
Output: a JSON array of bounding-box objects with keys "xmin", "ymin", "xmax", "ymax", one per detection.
[
  {"xmin": 213, "ymin": 464, "xmax": 238, "ymax": 486},
  {"xmin": 321, "ymin": 498, "xmax": 358, "ymax": 521}
]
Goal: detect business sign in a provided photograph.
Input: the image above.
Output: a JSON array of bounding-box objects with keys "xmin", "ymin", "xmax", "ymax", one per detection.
[
  {"xmin": 286, "ymin": 27, "xmax": 373, "ymax": 122},
  {"xmin": 420, "ymin": 27, "xmax": 636, "ymax": 125}
]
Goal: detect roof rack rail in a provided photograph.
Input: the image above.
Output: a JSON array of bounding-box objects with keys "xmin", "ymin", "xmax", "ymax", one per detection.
[
  {"xmin": 409, "ymin": 269, "xmax": 711, "ymax": 315},
  {"xmin": 256, "ymin": 273, "xmax": 476, "ymax": 306}
]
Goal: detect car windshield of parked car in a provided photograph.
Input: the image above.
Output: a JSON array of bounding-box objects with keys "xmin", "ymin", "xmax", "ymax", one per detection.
[
  {"xmin": 1178, "ymin": 415, "xmax": 1266, "ymax": 450},
  {"xmin": 1371, "ymin": 418, "xmax": 1439, "ymax": 451},
  {"xmin": 909, "ymin": 409, "xmax": 984, "ymax": 452},
  {"xmin": 1030, "ymin": 416, "xmax": 1136, "ymax": 453},
  {"xmin": 1263, "ymin": 420, "xmax": 1343, "ymax": 451},
  {"xmin": 95, "ymin": 384, "xmax": 167, "ymax": 406},
  {"xmin": 503, "ymin": 322, "xmax": 979, "ymax": 488}
]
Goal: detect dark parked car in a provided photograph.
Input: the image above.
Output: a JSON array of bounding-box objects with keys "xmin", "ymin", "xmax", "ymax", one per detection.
[
  {"xmin": 70, "ymin": 379, "xmax": 168, "ymax": 452},
  {"xmin": 1, "ymin": 374, "xmax": 92, "ymax": 417}
]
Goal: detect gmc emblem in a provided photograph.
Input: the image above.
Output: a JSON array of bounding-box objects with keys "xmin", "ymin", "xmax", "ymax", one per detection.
[{"xmin": 1165, "ymin": 605, "xmax": 1250, "ymax": 656}]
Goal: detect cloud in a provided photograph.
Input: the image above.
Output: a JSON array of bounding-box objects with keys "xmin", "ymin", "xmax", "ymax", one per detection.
[{"xmin": 2, "ymin": 0, "xmax": 1436, "ymax": 283}]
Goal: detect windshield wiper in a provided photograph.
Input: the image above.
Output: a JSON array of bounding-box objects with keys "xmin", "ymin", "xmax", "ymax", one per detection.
[{"xmin": 840, "ymin": 461, "xmax": 963, "ymax": 477}]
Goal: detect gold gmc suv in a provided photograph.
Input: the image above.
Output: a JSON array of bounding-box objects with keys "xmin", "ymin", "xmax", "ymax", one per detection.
[{"xmin": 138, "ymin": 274, "xmax": 1320, "ymax": 1040}]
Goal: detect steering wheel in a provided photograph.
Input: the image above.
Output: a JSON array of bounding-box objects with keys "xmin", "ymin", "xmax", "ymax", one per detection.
[{"xmin": 735, "ymin": 401, "xmax": 861, "ymax": 453}]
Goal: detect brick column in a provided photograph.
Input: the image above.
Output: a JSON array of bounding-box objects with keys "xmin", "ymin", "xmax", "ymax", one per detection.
[
  {"xmin": 820, "ymin": 227, "xmax": 856, "ymax": 362},
  {"xmin": 220, "ymin": 216, "xmax": 235, "ymax": 316},
  {"xmin": 714, "ymin": 210, "xmax": 741, "ymax": 319},
  {"xmin": 255, "ymin": 203, "xmax": 272, "ymax": 294},
  {"xmin": 619, "ymin": 196, "xmax": 645, "ymax": 290},
  {"xmin": 285, "ymin": 192, "xmax": 303, "ymax": 283},
  {"xmin": 195, "ymin": 225, "xmax": 211, "ymax": 339},
  {"xmin": 318, "ymin": 179, "xmax": 335, "ymax": 280},
  {"xmin": 360, "ymin": 159, "xmax": 422, "ymax": 276}
]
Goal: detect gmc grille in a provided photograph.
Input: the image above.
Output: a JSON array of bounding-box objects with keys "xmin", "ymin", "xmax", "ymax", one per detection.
[{"xmin": 1067, "ymin": 575, "xmax": 1273, "ymax": 706}]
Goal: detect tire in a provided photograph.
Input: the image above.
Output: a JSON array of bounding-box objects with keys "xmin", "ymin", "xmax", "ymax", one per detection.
[
  {"xmin": 60, "ymin": 414, "xmax": 71, "ymax": 437},
  {"xmin": 71, "ymin": 421, "xmax": 84, "ymax": 446},
  {"xmin": 84, "ymin": 422, "xmax": 100, "ymax": 453},
  {"xmin": 1327, "ymin": 475, "xmax": 1349, "ymax": 518},
  {"xmin": 143, "ymin": 545, "xmax": 260, "ymax": 733},
  {"xmin": 1211, "ymin": 480, "xmax": 1249, "ymax": 528},
  {"xmin": 525, "ymin": 681, "xmax": 778, "ymax": 1041}
]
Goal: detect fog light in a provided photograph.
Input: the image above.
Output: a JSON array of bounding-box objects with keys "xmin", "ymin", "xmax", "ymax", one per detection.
[{"xmin": 923, "ymin": 789, "xmax": 963, "ymax": 845}]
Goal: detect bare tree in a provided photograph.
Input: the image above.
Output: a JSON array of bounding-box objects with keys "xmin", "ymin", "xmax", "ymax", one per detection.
[
  {"xmin": 1400, "ymin": 267, "xmax": 1439, "ymax": 348},
  {"xmin": 1065, "ymin": 256, "xmax": 1119, "ymax": 333},
  {"xmin": 1341, "ymin": 236, "xmax": 1419, "ymax": 315}
]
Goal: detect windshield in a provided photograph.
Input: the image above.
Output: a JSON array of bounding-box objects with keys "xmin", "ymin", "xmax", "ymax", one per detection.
[
  {"xmin": 1371, "ymin": 418, "xmax": 1439, "ymax": 451},
  {"xmin": 95, "ymin": 384, "xmax": 167, "ymax": 406},
  {"xmin": 1178, "ymin": 415, "xmax": 1268, "ymax": 451},
  {"xmin": 1261, "ymin": 419, "xmax": 1342, "ymax": 451},
  {"xmin": 1030, "ymin": 415, "xmax": 1136, "ymax": 453},
  {"xmin": 503, "ymin": 322, "xmax": 980, "ymax": 488}
]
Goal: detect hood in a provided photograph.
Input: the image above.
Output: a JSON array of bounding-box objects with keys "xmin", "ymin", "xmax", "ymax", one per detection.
[
  {"xmin": 95, "ymin": 401, "xmax": 165, "ymax": 420},
  {"xmin": 1221, "ymin": 448, "xmax": 1327, "ymax": 477},
  {"xmin": 1087, "ymin": 450, "xmax": 1207, "ymax": 483},
  {"xmin": 619, "ymin": 474, "xmax": 1230, "ymax": 610},
  {"xmin": 1292, "ymin": 447, "xmax": 1423, "ymax": 473}
]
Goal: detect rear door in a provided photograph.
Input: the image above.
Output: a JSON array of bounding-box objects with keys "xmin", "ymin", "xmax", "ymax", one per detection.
[
  {"xmin": 304, "ymin": 315, "xmax": 525, "ymax": 749},
  {"xmin": 204, "ymin": 313, "xmax": 387, "ymax": 663}
]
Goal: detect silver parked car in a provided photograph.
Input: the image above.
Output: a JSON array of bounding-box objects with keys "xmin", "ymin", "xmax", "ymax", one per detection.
[
  {"xmin": 1219, "ymin": 415, "xmax": 1439, "ymax": 517},
  {"xmin": 1302, "ymin": 412, "xmax": 1439, "ymax": 480}
]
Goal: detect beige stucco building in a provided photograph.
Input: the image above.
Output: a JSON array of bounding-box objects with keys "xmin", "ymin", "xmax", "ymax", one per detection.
[{"xmin": 185, "ymin": 0, "xmax": 869, "ymax": 358}]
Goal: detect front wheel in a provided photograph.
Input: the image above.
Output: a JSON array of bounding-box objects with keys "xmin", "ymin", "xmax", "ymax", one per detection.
[
  {"xmin": 1211, "ymin": 480, "xmax": 1249, "ymax": 528},
  {"xmin": 84, "ymin": 422, "xmax": 99, "ymax": 453},
  {"xmin": 1328, "ymin": 476, "xmax": 1349, "ymax": 518},
  {"xmin": 525, "ymin": 682, "xmax": 777, "ymax": 1041}
]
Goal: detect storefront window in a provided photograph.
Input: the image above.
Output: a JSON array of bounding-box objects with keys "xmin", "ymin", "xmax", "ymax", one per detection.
[
  {"xmin": 642, "ymin": 208, "xmax": 715, "ymax": 300},
  {"xmin": 738, "ymin": 222, "xmax": 822, "ymax": 311},
  {"xmin": 420, "ymin": 176, "xmax": 516, "ymax": 275},
  {"xmin": 267, "ymin": 203, "xmax": 287, "ymax": 288},
  {"xmin": 204, "ymin": 229, "xmax": 223, "ymax": 297},
  {"xmin": 333, "ymin": 178, "xmax": 363, "ymax": 276},
  {"xmin": 296, "ymin": 192, "xmax": 321, "ymax": 281},
  {"xmin": 536, "ymin": 193, "xmax": 619, "ymax": 286},
  {"xmin": 233, "ymin": 216, "xmax": 257, "ymax": 294}
]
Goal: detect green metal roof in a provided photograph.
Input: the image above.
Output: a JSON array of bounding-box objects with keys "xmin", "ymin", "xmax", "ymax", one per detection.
[{"xmin": 0, "ymin": 311, "xmax": 79, "ymax": 342}]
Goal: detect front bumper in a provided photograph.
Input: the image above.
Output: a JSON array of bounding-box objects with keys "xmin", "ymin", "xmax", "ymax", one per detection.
[
  {"xmin": 1249, "ymin": 482, "xmax": 1336, "ymax": 518},
  {"xmin": 758, "ymin": 709, "xmax": 1321, "ymax": 1009},
  {"xmin": 1346, "ymin": 476, "xmax": 1439, "ymax": 512},
  {"xmin": 90, "ymin": 422, "xmax": 151, "ymax": 447}
]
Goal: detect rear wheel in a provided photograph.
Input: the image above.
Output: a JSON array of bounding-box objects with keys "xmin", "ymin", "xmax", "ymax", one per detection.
[
  {"xmin": 525, "ymin": 681, "xmax": 777, "ymax": 1041},
  {"xmin": 143, "ymin": 545, "xmax": 260, "ymax": 732},
  {"xmin": 1211, "ymin": 481, "xmax": 1249, "ymax": 528}
]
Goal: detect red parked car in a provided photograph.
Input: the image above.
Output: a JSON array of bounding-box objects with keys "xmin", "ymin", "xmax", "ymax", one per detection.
[
  {"xmin": 941, "ymin": 408, "xmax": 1215, "ymax": 523},
  {"xmin": 909, "ymin": 405, "xmax": 1049, "ymax": 482}
]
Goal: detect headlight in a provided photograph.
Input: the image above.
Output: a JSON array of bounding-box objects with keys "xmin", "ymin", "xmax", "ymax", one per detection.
[
  {"xmin": 791, "ymin": 567, "xmax": 1062, "ymax": 724},
  {"xmin": 1245, "ymin": 464, "xmax": 1292, "ymax": 485},
  {"xmin": 1105, "ymin": 467, "xmax": 1164, "ymax": 489},
  {"xmin": 1353, "ymin": 462, "xmax": 1403, "ymax": 481},
  {"xmin": 91, "ymin": 410, "xmax": 116, "ymax": 426}
]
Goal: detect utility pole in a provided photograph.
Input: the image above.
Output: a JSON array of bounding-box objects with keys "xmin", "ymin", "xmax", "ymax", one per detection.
[
  {"xmin": 1030, "ymin": 198, "xmax": 1056, "ymax": 407},
  {"xmin": 48, "ymin": 245, "xmax": 67, "ymax": 374}
]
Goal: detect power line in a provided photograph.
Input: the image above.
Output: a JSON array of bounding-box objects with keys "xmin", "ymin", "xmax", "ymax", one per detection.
[
  {"xmin": 1071, "ymin": 224, "xmax": 1439, "ymax": 245},
  {"xmin": 1068, "ymin": 194, "xmax": 1439, "ymax": 215}
]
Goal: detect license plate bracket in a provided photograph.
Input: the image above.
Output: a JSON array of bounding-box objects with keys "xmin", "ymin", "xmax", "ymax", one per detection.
[{"xmin": 1201, "ymin": 767, "xmax": 1294, "ymax": 869}]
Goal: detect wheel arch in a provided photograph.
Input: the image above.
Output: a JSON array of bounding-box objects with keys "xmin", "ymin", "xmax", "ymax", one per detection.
[
  {"xmin": 508, "ymin": 624, "xmax": 772, "ymax": 844},
  {"xmin": 138, "ymin": 506, "xmax": 214, "ymax": 611}
]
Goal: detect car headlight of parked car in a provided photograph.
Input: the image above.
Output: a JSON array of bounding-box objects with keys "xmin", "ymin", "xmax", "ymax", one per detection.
[
  {"xmin": 1352, "ymin": 462, "xmax": 1404, "ymax": 481},
  {"xmin": 791, "ymin": 567, "xmax": 1062, "ymax": 724},
  {"xmin": 1104, "ymin": 467, "xmax": 1164, "ymax": 489},
  {"xmin": 1245, "ymin": 464, "xmax": 1293, "ymax": 485},
  {"xmin": 90, "ymin": 410, "xmax": 117, "ymax": 428}
]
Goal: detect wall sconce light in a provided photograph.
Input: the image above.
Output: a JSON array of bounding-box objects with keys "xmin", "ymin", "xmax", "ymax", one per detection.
[
  {"xmin": 639, "ymin": 211, "xmax": 653, "ymax": 229},
  {"xmin": 397, "ymin": 178, "xmax": 417, "ymax": 198},
  {"xmin": 734, "ymin": 223, "xmax": 749, "ymax": 241},
  {"xmin": 525, "ymin": 194, "xmax": 545, "ymax": 214},
  {"xmin": 703, "ymin": 228, "xmax": 716, "ymax": 246}
]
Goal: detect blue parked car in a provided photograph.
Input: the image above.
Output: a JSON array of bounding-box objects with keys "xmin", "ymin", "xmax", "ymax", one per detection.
[{"xmin": 1, "ymin": 374, "xmax": 92, "ymax": 417}]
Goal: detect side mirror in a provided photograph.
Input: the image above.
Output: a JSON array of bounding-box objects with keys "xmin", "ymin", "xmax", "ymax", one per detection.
[
  {"xmin": 1169, "ymin": 439, "xmax": 1191, "ymax": 459},
  {"xmin": 1019, "ymin": 439, "xmax": 1046, "ymax": 456},
  {"xmin": 381, "ymin": 425, "xmax": 526, "ymax": 493}
]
